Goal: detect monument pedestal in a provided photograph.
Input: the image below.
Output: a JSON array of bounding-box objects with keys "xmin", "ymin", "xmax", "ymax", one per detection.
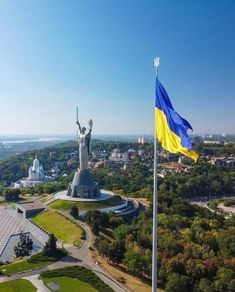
[{"xmin": 67, "ymin": 169, "xmax": 100, "ymax": 198}]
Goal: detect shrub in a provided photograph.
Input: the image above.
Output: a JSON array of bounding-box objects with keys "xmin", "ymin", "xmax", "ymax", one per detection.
[
  {"xmin": 81, "ymin": 229, "xmax": 86, "ymax": 240},
  {"xmin": 28, "ymin": 249, "xmax": 67, "ymax": 263},
  {"xmin": 223, "ymin": 199, "xmax": 235, "ymax": 207}
]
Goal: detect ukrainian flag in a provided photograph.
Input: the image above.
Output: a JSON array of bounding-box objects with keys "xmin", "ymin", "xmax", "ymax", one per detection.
[{"xmin": 155, "ymin": 78, "xmax": 198, "ymax": 161}]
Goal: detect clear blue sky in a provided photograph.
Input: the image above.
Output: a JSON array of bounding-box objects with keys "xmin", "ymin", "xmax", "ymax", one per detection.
[{"xmin": 0, "ymin": 0, "xmax": 234, "ymax": 135}]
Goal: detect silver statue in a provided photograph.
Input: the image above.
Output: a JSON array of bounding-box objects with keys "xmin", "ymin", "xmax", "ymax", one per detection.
[
  {"xmin": 76, "ymin": 118, "xmax": 93, "ymax": 171},
  {"xmin": 66, "ymin": 109, "xmax": 100, "ymax": 198}
]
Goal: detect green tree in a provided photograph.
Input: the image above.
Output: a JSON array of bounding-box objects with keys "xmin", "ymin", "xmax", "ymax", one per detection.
[
  {"xmin": 109, "ymin": 216, "xmax": 124, "ymax": 228},
  {"xmin": 123, "ymin": 249, "xmax": 144, "ymax": 275},
  {"xmin": 197, "ymin": 278, "xmax": 215, "ymax": 292},
  {"xmin": 84, "ymin": 210, "xmax": 101, "ymax": 226},
  {"xmin": 100, "ymin": 212, "xmax": 109, "ymax": 228},
  {"xmin": 70, "ymin": 205, "xmax": 79, "ymax": 219},
  {"xmin": 3, "ymin": 188, "xmax": 20, "ymax": 202},
  {"xmin": 228, "ymin": 279, "xmax": 235, "ymax": 292},
  {"xmin": 113, "ymin": 224, "xmax": 130, "ymax": 242},
  {"xmin": 92, "ymin": 219, "xmax": 100, "ymax": 236},
  {"xmin": 108, "ymin": 241, "xmax": 125, "ymax": 264},
  {"xmin": 215, "ymin": 267, "xmax": 234, "ymax": 292},
  {"xmin": 97, "ymin": 239, "xmax": 110, "ymax": 257},
  {"xmin": 165, "ymin": 273, "xmax": 191, "ymax": 292},
  {"xmin": 218, "ymin": 227, "xmax": 235, "ymax": 258},
  {"xmin": 43, "ymin": 234, "xmax": 57, "ymax": 255}
]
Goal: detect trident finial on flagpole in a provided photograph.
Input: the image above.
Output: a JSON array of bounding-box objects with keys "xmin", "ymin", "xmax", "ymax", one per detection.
[{"xmin": 154, "ymin": 57, "xmax": 160, "ymax": 78}]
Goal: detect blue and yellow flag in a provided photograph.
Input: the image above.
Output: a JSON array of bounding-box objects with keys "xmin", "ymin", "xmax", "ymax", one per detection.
[{"xmin": 155, "ymin": 79, "xmax": 198, "ymax": 161}]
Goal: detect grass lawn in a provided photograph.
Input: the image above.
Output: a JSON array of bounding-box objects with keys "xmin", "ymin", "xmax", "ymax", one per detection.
[
  {"xmin": 20, "ymin": 195, "xmax": 38, "ymax": 201},
  {"xmin": 49, "ymin": 196, "xmax": 125, "ymax": 211},
  {"xmin": 0, "ymin": 201, "xmax": 15, "ymax": 207},
  {"xmin": 32, "ymin": 210, "xmax": 82, "ymax": 245},
  {"xmin": 0, "ymin": 249, "xmax": 67, "ymax": 275},
  {"xmin": 43, "ymin": 276, "xmax": 97, "ymax": 292},
  {"xmin": 0, "ymin": 279, "xmax": 36, "ymax": 291},
  {"xmin": 40, "ymin": 266, "xmax": 113, "ymax": 292}
]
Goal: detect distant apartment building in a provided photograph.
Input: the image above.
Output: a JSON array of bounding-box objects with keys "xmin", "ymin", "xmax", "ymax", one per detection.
[
  {"xmin": 55, "ymin": 161, "xmax": 66, "ymax": 168},
  {"xmin": 210, "ymin": 157, "xmax": 235, "ymax": 168},
  {"xmin": 167, "ymin": 153, "xmax": 180, "ymax": 162},
  {"xmin": 69, "ymin": 152, "xmax": 77, "ymax": 160},
  {"xmin": 110, "ymin": 149, "xmax": 129, "ymax": 161},
  {"xmin": 158, "ymin": 151, "xmax": 168, "ymax": 159},
  {"xmin": 103, "ymin": 159, "xmax": 110, "ymax": 168},
  {"xmin": 210, "ymin": 157, "xmax": 226, "ymax": 167},
  {"xmin": 128, "ymin": 149, "xmax": 137, "ymax": 160},
  {"xmin": 123, "ymin": 162, "xmax": 134, "ymax": 170},
  {"xmin": 67, "ymin": 159, "xmax": 74, "ymax": 166},
  {"xmin": 88, "ymin": 161, "xmax": 95, "ymax": 169},
  {"xmin": 178, "ymin": 156, "xmax": 192, "ymax": 164},
  {"xmin": 138, "ymin": 137, "xmax": 145, "ymax": 144},
  {"xmin": 111, "ymin": 149, "xmax": 122, "ymax": 159},
  {"xmin": 226, "ymin": 159, "xmax": 235, "ymax": 168},
  {"xmin": 50, "ymin": 164, "xmax": 60, "ymax": 176},
  {"xmin": 94, "ymin": 161, "xmax": 104, "ymax": 168},
  {"xmin": 175, "ymin": 166, "xmax": 188, "ymax": 173},
  {"xmin": 92, "ymin": 151, "xmax": 107, "ymax": 159},
  {"xmin": 203, "ymin": 140, "xmax": 221, "ymax": 145}
]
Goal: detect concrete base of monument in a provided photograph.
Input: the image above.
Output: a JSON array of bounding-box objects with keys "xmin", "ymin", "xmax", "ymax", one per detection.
[{"xmin": 54, "ymin": 189, "xmax": 114, "ymax": 202}]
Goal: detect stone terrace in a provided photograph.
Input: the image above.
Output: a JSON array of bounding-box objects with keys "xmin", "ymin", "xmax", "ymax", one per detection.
[
  {"xmin": 0, "ymin": 206, "xmax": 49, "ymax": 262},
  {"xmin": 0, "ymin": 206, "xmax": 27, "ymax": 256}
]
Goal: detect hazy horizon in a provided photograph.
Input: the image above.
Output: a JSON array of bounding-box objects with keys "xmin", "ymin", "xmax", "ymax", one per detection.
[{"xmin": 0, "ymin": 133, "xmax": 234, "ymax": 139}]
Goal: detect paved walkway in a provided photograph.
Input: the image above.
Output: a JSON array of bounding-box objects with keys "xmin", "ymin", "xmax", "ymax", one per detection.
[
  {"xmin": 54, "ymin": 212, "xmax": 128, "ymax": 292},
  {"xmin": 23, "ymin": 275, "xmax": 50, "ymax": 292},
  {"xmin": 43, "ymin": 196, "xmax": 57, "ymax": 206}
]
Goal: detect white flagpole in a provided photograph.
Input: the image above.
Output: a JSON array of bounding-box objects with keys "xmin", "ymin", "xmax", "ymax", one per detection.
[{"xmin": 152, "ymin": 57, "xmax": 160, "ymax": 292}]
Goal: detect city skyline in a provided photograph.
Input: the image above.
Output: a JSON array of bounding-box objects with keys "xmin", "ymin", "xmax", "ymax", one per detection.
[{"xmin": 0, "ymin": 1, "xmax": 235, "ymax": 135}]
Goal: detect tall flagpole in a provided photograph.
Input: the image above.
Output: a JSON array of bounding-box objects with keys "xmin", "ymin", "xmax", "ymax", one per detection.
[{"xmin": 152, "ymin": 57, "xmax": 160, "ymax": 292}]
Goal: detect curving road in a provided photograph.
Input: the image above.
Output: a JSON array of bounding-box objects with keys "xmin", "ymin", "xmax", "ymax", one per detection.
[{"xmin": 191, "ymin": 195, "xmax": 235, "ymax": 217}]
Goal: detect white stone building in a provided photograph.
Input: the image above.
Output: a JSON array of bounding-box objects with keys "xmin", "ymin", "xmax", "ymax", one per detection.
[
  {"xmin": 28, "ymin": 156, "xmax": 45, "ymax": 181},
  {"xmin": 14, "ymin": 156, "xmax": 54, "ymax": 188}
]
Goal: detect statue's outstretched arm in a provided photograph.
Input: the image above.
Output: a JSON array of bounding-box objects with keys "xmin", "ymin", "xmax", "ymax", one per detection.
[
  {"xmin": 76, "ymin": 121, "xmax": 82, "ymax": 133},
  {"xmin": 88, "ymin": 125, "xmax": 92, "ymax": 134},
  {"xmin": 88, "ymin": 119, "xmax": 93, "ymax": 134}
]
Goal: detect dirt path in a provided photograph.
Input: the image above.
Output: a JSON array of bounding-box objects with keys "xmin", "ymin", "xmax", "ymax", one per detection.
[{"xmin": 218, "ymin": 203, "xmax": 235, "ymax": 215}]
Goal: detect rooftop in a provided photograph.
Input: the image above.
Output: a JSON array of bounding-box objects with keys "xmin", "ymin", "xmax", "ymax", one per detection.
[{"xmin": 15, "ymin": 201, "xmax": 45, "ymax": 211}]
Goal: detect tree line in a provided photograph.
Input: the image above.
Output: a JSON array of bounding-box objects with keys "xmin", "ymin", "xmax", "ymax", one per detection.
[{"xmin": 93, "ymin": 191, "xmax": 235, "ymax": 291}]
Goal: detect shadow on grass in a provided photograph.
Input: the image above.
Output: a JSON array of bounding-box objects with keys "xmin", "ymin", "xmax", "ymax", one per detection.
[{"xmin": 59, "ymin": 255, "xmax": 81, "ymax": 263}]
